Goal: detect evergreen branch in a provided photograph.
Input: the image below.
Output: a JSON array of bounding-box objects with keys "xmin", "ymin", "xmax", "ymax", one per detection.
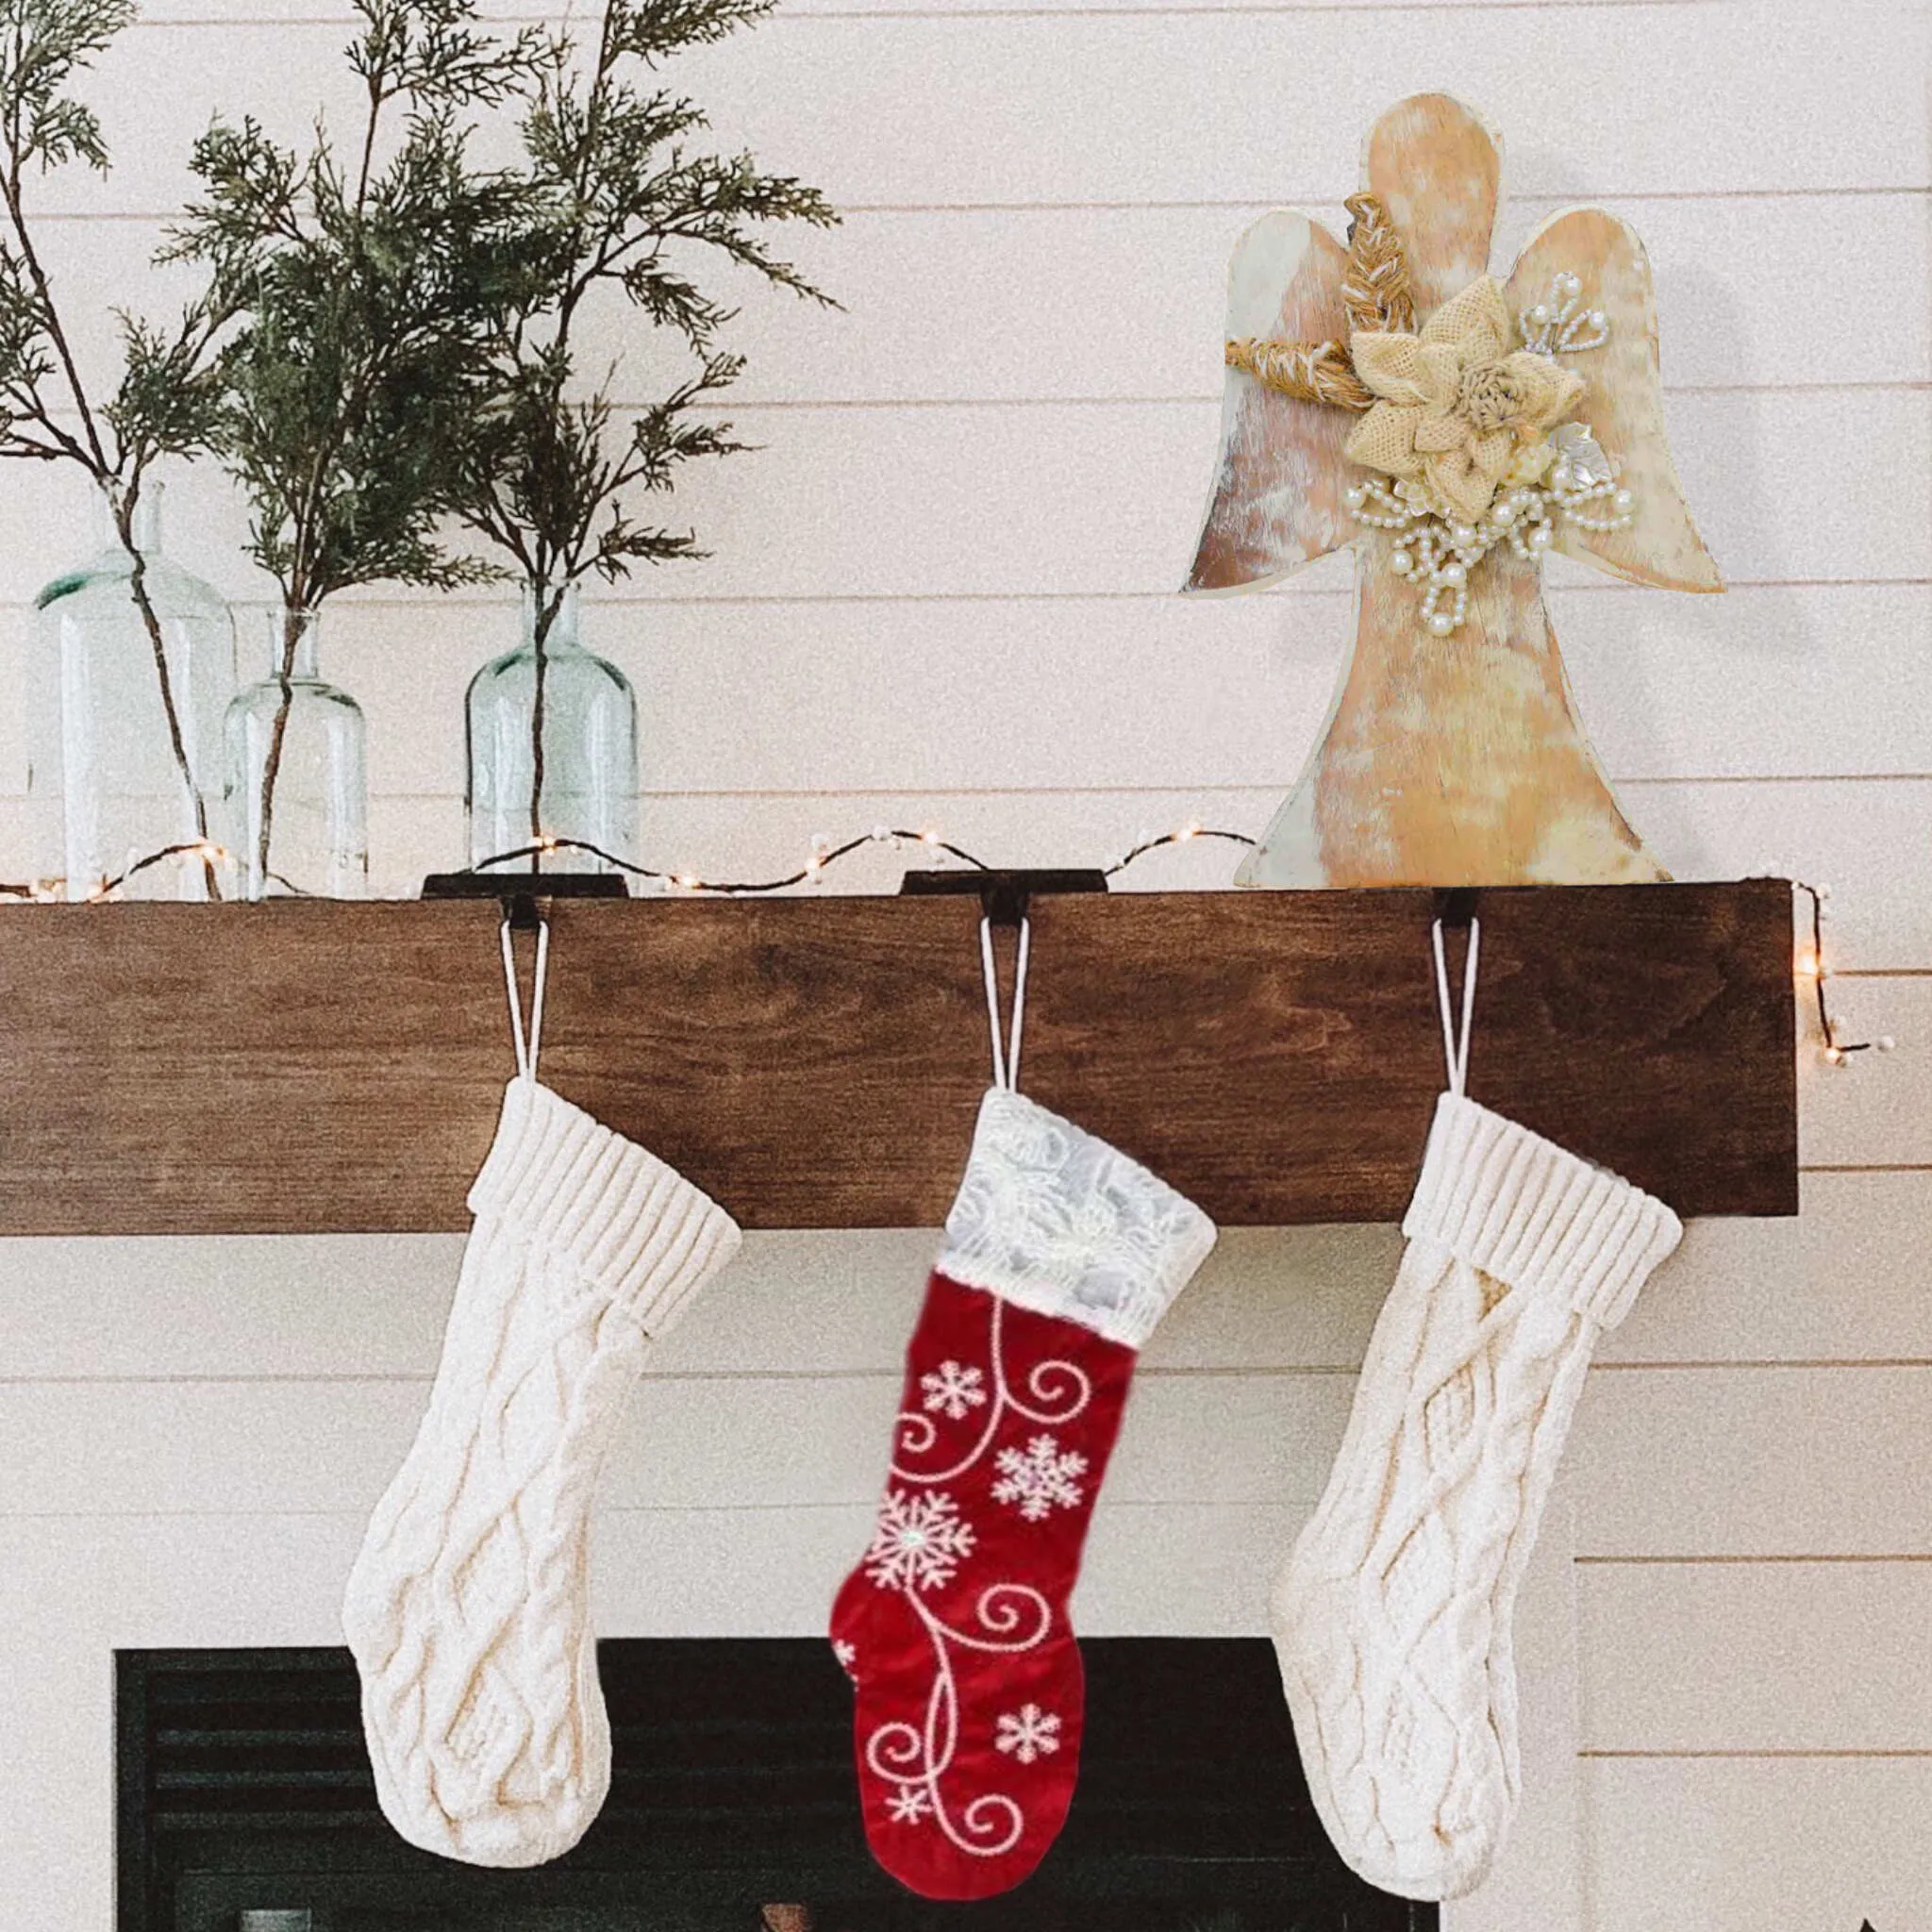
[{"xmin": 447, "ymin": 0, "xmax": 838, "ymax": 619}]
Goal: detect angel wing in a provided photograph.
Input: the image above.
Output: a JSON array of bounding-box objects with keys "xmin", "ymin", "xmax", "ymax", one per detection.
[
  {"xmin": 1183, "ymin": 210, "xmax": 1356, "ymax": 593},
  {"xmin": 1507, "ymin": 208, "xmax": 1723, "ymax": 591}
]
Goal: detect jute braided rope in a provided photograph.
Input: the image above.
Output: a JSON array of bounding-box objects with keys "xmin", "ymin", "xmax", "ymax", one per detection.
[
  {"xmin": 1341, "ymin": 192, "xmax": 1416, "ymax": 335},
  {"xmin": 1224, "ymin": 336, "xmax": 1374, "ymax": 410},
  {"xmin": 1224, "ymin": 192, "xmax": 1413, "ymax": 411}
]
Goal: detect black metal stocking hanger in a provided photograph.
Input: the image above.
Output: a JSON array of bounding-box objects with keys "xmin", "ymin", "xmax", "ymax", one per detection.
[{"xmin": 424, "ymin": 864, "xmax": 1119, "ymax": 931}]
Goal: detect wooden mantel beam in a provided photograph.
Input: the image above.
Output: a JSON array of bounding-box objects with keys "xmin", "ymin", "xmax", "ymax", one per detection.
[{"xmin": 0, "ymin": 882, "xmax": 1796, "ymax": 1233}]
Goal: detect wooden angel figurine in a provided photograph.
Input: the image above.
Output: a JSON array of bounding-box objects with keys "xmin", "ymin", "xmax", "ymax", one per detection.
[{"xmin": 1188, "ymin": 93, "xmax": 1722, "ymax": 887}]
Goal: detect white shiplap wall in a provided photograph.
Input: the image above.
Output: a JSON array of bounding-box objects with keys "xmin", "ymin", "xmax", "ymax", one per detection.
[{"xmin": 2, "ymin": 1, "xmax": 1929, "ymax": 1926}]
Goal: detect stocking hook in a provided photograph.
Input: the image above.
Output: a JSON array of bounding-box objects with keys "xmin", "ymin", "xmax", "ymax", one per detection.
[
  {"xmin": 500, "ymin": 914, "xmax": 551, "ymax": 1083},
  {"xmin": 979, "ymin": 914, "xmax": 1032, "ymax": 1092},
  {"xmin": 1431, "ymin": 914, "xmax": 1481, "ymax": 1098}
]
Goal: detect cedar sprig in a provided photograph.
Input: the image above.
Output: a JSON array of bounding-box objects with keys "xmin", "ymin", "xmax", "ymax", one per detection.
[
  {"xmin": 0, "ymin": 0, "xmax": 234, "ymax": 890},
  {"xmin": 453, "ymin": 0, "xmax": 840, "ymax": 602},
  {"xmin": 167, "ymin": 0, "xmax": 551, "ymax": 878},
  {"xmin": 170, "ymin": 0, "xmax": 551, "ymax": 617},
  {"xmin": 447, "ymin": 0, "xmax": 838, "ymax": 841}
]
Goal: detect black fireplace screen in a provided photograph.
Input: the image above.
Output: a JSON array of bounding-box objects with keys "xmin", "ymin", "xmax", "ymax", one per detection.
[{"xmin": 118, "ymin": 1639, "xmax": 1434, "ymax": 1932}]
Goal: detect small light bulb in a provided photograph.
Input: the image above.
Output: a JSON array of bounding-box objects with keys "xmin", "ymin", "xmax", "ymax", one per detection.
[
  {"xmin": 1794, "ymin": 950, "xmax": 1819, "ymax": 977},
  {"xmin": 675, "ymin": 873, "xmax": 699, "ymax": 891},
  {"xmin": 1179, "ymin": 821, "xmax": 1201, "ymax": 841},
  {"xmin": 920, "ymin": 826, "xmax": 941, "ymax": 846},
  {"xmin": 1824, "ymin": 1045, "xmax": 1845, "ymax": 1065}
]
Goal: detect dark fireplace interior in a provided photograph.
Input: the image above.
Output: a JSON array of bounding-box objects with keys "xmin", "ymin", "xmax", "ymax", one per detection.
[{"xmin": 119, "ymin": 1639, "xmax": 1435, "ymax": 1932}]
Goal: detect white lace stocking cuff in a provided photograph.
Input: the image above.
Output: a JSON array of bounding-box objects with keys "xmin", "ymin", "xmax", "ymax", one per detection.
[
  {"xmin": 1404, "ymin": 1092, "xmax": 1682, "ymax": 1330},
  {"xmin": 468, "ymin": 1078, "xmax": 742, "ymax": 1336},
  {"xmin": 937, "ymin": 1088, "xmax": 1217, "ymax": 1349}
]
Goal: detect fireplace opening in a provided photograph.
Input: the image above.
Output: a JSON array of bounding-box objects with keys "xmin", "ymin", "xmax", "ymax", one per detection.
[{"xmin": 119, "ymin": 1639, "xmax": 1434, "ymax": 1931}]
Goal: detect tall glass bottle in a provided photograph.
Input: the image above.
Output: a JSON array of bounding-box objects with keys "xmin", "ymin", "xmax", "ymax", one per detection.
[
  {"xmin": 465, "ymin": 583, "xmax": 638, "ymax": 872},
  {"xmin": 35, "ymin": 484, "xmax": 233, "ymax": 900},
  {"xmin": 225, "ymin": 608, "xmax": 368, "ymax": 899}
]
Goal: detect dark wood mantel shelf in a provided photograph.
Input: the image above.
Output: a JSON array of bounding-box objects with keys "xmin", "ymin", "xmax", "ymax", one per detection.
[{"xmin": 0, "ymin": 881, "xmax": 1797, "ymax": 1234}]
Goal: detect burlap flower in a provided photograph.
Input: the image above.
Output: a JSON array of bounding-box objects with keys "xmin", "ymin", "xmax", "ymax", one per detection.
[{"xmin": 1342, "ymin": 277, "xmax": 1583, "ymax": 523}]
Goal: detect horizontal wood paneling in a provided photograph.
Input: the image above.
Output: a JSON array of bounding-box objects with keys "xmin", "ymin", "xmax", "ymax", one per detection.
[
  {"xmin": 1584, "ymin": 1757, "xmax": 1932, "ymax": 1932},
  {"xmin": 0, "ymin": 1225, "xmax": 1393, "ymax": 1378},
  {"xmin": 0, "ymin": 391, "xmax": 1918, "ymax": 606},
  {"xmin": 297, "ymin": 579, "xmax": 1932, "ymax": 791},
  {"xmin": 30, "ymin": 9, "xmax": 1924, "ymax": 222},
  {"xmin": 29, "ymin": 192, "xmax": 1928, "ymax": 402},
  {"xmin": 1798, "ymin": 974, "xmax": 1932, "ymax": 1166},
  {"xmin": 1602, "ymin": 1171, "xmax": 1932, "ymax": 1362},
  {"xmin": 0, "ymin": 1374, "xmax": 1349, "ymax": 1516},
  {"xmin": 2, "ymin": 1172, "xmax": 1925, "ymax": 1383},
  {"xmin": 1574, "ymin": 1367, "xmax": 1932, "ymax": 1557},
  {"xmin": 1578, "ymin": 1560, "xmax": 1932, "ymax": 1752},
  {"xmin": 0, "ymin": 1503, "xmax": 1287, "ymax": 1657},
  {"xmin": 9, "ymin": 591, "xmax": 1932, "ymax": 858},
  {"xmin": 7, "ymin": 1355, "xmax": 1927, "ymax": 1557},
  {"xmin": 8, "ymin": 579, "xmax": 1911, "ymax": 799}
]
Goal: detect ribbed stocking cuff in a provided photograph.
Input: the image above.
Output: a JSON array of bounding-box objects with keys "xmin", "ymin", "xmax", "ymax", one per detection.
[
  {"xmin": 1403, "ymin": 1092, "xmax": 1682, "ymax": 1330},
  {"xmin": 468, "ymin": 1078, "xmax": 741, "ymax": 1336}
]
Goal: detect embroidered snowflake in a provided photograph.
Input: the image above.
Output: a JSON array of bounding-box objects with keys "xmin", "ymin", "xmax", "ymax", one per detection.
[
  {"xmin": 991, "ymin": 1433, "xmax": 1089, "ymax": 1522},
  {"xmin": 863, "ymin": 1488, "xmax": 976, "ymax": 1592},
  {"xmin": 832, "ymin": 1639, "xmax": 857, "ymax": 1671},
  {"xmin": 887, "ymin": 1781, "xmax": 935, "ymax": 1824},
  {"xmin": 920, "ymin": 1358, "xmax": 989, "ymax": 1421},
  {"xmin": 994, "ymin": 1704, "xmax": 1062, "ymax": 1764}
]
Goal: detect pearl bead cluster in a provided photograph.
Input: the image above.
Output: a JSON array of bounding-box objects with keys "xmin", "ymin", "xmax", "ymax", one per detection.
[
  {"xmin": 1518, "ymin": 272, "xmax": 1608, "ymax": 356},
  {"xmin": 1343, "ymin": 439, "xmax": 1636, "ymax": 637}
]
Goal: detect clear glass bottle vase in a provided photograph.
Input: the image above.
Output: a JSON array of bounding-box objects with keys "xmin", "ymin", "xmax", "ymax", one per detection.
[
  {"xmin": 465, "ymin": 584, "xmax": 638, "ymax": 872},
  {"xmin": 224, "ymin": 608, "xmax": 368, "ymax": 899},
  {"xmin": 35, "ymin": 483, "xmax": 234, "ymax": 900}
]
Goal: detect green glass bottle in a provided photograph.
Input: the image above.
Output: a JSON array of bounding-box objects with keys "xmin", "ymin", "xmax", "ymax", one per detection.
[
  {"xmin": 225, "ymin": 607, "xmax": 369, "ymax": 899},
  {"xmin": 35, "ymin": 484, "xmax": 233, "ymax": 899},
  {"xmin": 465, "ymin": 584, "xmax": 638, "ymax": 873}
]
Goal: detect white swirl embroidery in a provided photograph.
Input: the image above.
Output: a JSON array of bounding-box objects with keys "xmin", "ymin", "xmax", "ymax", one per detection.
[
  {"xmin": 863, "ymin": 1582, "xmax": 1055, "ymax": 1858},
  {"xmin": 891, "ymin": 1296, "xmax": 1091, "ymax": 1487},
  {"xmin": 858, "ymin": 1279, "xmax": 1087, "ymax": 1857}
]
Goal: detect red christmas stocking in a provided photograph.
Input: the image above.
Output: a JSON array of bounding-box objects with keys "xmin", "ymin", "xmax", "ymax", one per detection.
[{"xmin": 829, "ymin": 1087, "xmax": 1216, "ymax": 1899}]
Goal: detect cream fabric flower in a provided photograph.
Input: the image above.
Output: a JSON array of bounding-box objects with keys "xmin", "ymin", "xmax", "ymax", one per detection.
[{"xmin": 1343, "ymin": 277, "xmax": 1583, "ymax": 523}]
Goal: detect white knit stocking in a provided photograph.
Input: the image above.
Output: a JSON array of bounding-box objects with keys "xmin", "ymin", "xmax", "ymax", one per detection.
[
  {"xmin": 1275, "ymin": 1094, "xmax": 1679, "ymax": 1898},
  {"xmin": 343, "ymin": 1076, "xmax": 741, "ymax": 1866},
  {"xmin": 1274, "ymin": 926, "xmax": 1683, "ymax": 1901}
]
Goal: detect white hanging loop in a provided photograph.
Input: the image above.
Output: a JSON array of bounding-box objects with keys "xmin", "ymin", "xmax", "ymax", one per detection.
[
  {"xmin": 979, "ymin": 914, "xmax": 1032, "ymax": 1091},
  {"xmin": 499, "ymin": 916, "xmax": 551, "ymax": 1083},
  {"xmin": 1431, "ymin": 915, "xmax": 1481, "ymax": 1097}
]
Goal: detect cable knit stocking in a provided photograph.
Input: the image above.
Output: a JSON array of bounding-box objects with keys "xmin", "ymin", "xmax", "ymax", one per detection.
[
  {"xmin": 1274, "ymin": 1091, "xmax": 1681, "ymax": 1899},
  {"xmin": 829, "ymin": 1086, "xmax": 1216, "ymax": 1900},
  {"xmin": 343, "ymin": 1077, "xmax": 741, "ymax": 1867}
]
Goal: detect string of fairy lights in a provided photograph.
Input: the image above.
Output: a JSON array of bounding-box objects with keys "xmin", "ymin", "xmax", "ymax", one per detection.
[
  {"xmin": 1788, "ymin": 877, "xmax": 1891, "ymax": 1067},
  {"xmin": 0, "ymin": 829, "xmax": 1893, "ymax": 1069}
]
